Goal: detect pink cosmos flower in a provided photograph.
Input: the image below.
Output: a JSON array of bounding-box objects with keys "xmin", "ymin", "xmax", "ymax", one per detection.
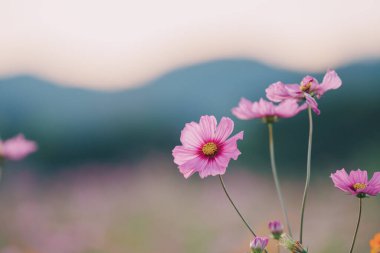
[
  {"xmin": 330, "ymin": 168, "xmax": 380, "ymax": 198},
  {"xmin": 0, "ymin": 134, "xmax": 37, "ymax": 160},
  {"xmin": 265, "ymin": 70, "xmax": 342, "ymax": 115},
  {"xmin": 172, "ymin": 115, "xmax": 243, "ymax": 178},
  {"xmin": 250, "ymin": 236, "xmax": 269, "ymax": 253},
  {"xmin": 232, "ymin": 98, "xmax": 306, "ymax": 122}
]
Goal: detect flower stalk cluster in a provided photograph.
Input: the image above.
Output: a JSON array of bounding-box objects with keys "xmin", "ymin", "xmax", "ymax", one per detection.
[
  {"xmin": 172, "ymin": 70, "xmax": 380, "ymax": 252},
  {"xmin": 280, "ymin": 234, "xmax": 308, "ymax": 253}
]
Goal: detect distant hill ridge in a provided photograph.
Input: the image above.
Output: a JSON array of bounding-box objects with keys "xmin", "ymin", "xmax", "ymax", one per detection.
[{"xmin": 0, "ymin": 59, "xmax": 379, "ymax": 171}]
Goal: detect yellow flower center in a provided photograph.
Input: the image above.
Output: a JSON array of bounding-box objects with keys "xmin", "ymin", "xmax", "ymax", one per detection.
[
  {"xmin": 202, "ymin": 142, "xmax": 218, "ymax": 156},
  {"xmin": 353, "ymin": 183, "xmax": 366, "ymax": 190},
  {"xmin": 300, "ymin": 82, "xmax": 312, "ymax": 92}
]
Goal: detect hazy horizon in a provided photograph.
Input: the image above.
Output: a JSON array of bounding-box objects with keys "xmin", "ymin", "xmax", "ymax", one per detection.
[{"xmin": 1, "ymin": 0, "xmax": 380, "ymax": 90}]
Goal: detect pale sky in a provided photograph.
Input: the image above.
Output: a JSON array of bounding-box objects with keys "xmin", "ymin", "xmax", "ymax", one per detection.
[{"xmin": 0, "ymin": 0, "xmax": 379, "ymax": 90}]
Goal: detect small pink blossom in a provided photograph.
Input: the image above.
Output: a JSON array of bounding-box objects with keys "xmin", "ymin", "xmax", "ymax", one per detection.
[
  {"xmin": 266, "ymin": 70, "xmax": 342, "ymax": 115},
  {"xmin": 232, "ymin": 98, "xmax": 306, "ymax": 121},
  {"xmin": 0, "ymin": 134, "xmax": 37, "ymax": 160},
  {"xmin": 250, "ymin": 236, "xmax": 269, "ymax": 253},
  {"xmin": 172, "ymin": 115, "xmax": 243, "ymax": 179},
  {"xmin": 330, "ymin": 168, "xmax": 380, "ymax": 198},
  {"xmin": 268, "ymin": 220, "xmax": 284, "ymax": 236}
]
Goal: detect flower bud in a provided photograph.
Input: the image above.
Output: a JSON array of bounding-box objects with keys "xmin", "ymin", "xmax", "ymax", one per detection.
[
  {"xmin": 279, "ymin": 234, "xmax": 307, "ymax": 253},
  {"xmin": 268, "ymin": 220, "xmax": 284, "ymax": 240},
  {"xmin": 250, "ymin": 236, "xmax": 269, "ymax": 253}
]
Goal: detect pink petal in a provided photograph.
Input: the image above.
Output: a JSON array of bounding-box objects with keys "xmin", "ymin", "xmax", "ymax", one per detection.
[
  {"xmin": 286, "ymin": 84, "xmax": 304, "ymax": 98},
  {"xmin": 198, "ymin": 159, "xmax": 226, "ymax": 178},
  {"xmin": 331, "ymin": 168, "xmax": 355, "ymax": 194},
  {"xmin": 305, "ymin": 94, "xmax": 320, "ymax": 115},
  {"xmin": 369, "ymin": 172, "xmax": 380, "ymax": 185},
  {"xmin": 179, "ymin": 156, "xmax": 207, "ymax": 179},
  {"xmin": 199, "ymin": 115, "xmax": 217, "ymax": 140},
  {"xmin": 266, "ymin": 82, "xmax": 294, "ymax": 102},
  {"xmin": 172, "ymin": 146, "xmax": 198, "ymax": 165},
  {"xmin": 232, "ymin": 98, "xmax": 256, "ymax": 120},
  {"xmin": 223, "ymin": 131, "xmax": 244, "ymax": 160},
  {"xmin": 180, "ymin": 122, "xmax": 204, "ymax": 149},
  {"xmin": 366, "ymin": 186, "xmax": 380, "ymax": 196},
  {"xmin": 349, "ymin": 169, "xmax": 368, "ymax": 185},
  {"xmin": 215, "ymin": 155, "xmax": 231, "ymax": 169},
  {"xmin": 215, "ymin": 117, "xmax": 234, "ymax": 142},
  {"xmin": 0, "ymin": 134, "xmax": 37, "ymax": 160},
  {"xmin": 275, "ymin": 100, "xmax": 305, "ymax": 118},
  {"xmin": 318, "ymin": 70, "xmax": 342, "ymax": 96},
  {"xmin": 257, "ymin": 98, "xmax": 275, "ymax": 116},
  {"xmin": 301, "ymin": 75, "xmax": 319, "ymax": 90},
  {"xmin": 250, "ymin": 100, "xmax": 265, "ymax": 118},
  {"xmin": 366, "ymin": 172, "xmax": 380, "ymax": 196}
]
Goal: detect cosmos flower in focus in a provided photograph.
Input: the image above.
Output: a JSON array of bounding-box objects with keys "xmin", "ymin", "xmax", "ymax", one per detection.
[
  {"xmin": 370, "ymin": 233, "xmax": 380, "ymax": 253},
  {"xmin": 250, "ymin": 236, "xmax": 269, "ymax": 253},
  {"xmin": 0, "ymin": 134, "xmax": 37, "ymax": 161},
  {"xmin": 232, "ymin": 98, "xmax": 306, "ymax": 123},
  {"xmin": 172, "ymin": 115, "xmax": 243, "ymax": 178},
  {"xmin": 265, "ymin": 70, "xmax": 342, "ymax": 115},
  {"xmin": 330, "ymin": 168, "xmax": 380, "ymax": 198}
]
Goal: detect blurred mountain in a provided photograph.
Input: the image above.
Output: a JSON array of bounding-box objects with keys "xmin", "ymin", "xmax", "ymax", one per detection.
[{"xmin": 0, "ymin": 59, "xmax": 379, "ymax": 173}]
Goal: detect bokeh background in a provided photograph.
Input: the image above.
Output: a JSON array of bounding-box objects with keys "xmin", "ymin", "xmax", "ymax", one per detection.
[{"xmin": 0, "ymin": 0, "xmax": 379, "ymax": 252}]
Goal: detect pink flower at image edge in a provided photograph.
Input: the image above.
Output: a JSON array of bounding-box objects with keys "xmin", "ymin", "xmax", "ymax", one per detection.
[
  {"xmin": 0, "ymin": 134, "xmax": 38, "ymax": 160},
  {"xmin": 172, "ymin": 115, "xmax": 243, "ymax": 179},
  {"xmin": 331, "ymin": 168, "xmax": 380, "ymax": 197}
]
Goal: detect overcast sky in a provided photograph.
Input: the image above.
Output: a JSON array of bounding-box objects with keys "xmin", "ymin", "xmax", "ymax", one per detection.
[{"xmin": 0, "ymin": 0, "xmax": 379, "ymax": 90}]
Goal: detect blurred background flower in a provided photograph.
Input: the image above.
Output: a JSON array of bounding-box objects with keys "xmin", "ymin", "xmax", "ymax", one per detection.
[
  {"xmin": 0, "ymin": 134, "xmax": 37, "ymax": 161},
  {"xmin": 0, "ymin": 0, "xmax": 379, "ymax": 252},
  {"xmin": 370, "ymin": 233, "xmax": 380, "ymax": 253}
]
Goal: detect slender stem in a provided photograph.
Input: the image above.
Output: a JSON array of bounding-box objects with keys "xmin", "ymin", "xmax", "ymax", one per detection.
[
  {"xmin": 0, "ymin": 158, "xmax": 4, "ymax": 183},
  {"xmin": 218, "ymin": 175, "xmax": 256, "ymax": 237},
  {"xmin": 299, "ymin": 106, "xmax": 313, "ymax": 244},
  {"xmin": 268, "ymin": 123, "xmax": 292, "ymax": 237},
  {"xmin": 349, "ymin": 198, "xmax": 363, "ymax": 253},
  {"xmin": 0, "ymin": 162, "xmax": 3, "ymax": 183}
]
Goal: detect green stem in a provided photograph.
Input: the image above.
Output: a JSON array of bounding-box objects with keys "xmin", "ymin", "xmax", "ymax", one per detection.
[
  {"xmin": 268, "ymin": 123, "xmax": 292, "ymax": 237},
  {"xmin": 218, "ymin": 175, "xmax": 256, "ymax": 237},
  {"xmin": 299, "ymin": 106, "xmax": 313, "ymax": 244},
  {"xmin": 349, "ymin": 198, "xmax": 362, "ymax": 253},
  {"xmin": 0, "ymin": 159, "xmax": 3, "ymax": 183}
]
